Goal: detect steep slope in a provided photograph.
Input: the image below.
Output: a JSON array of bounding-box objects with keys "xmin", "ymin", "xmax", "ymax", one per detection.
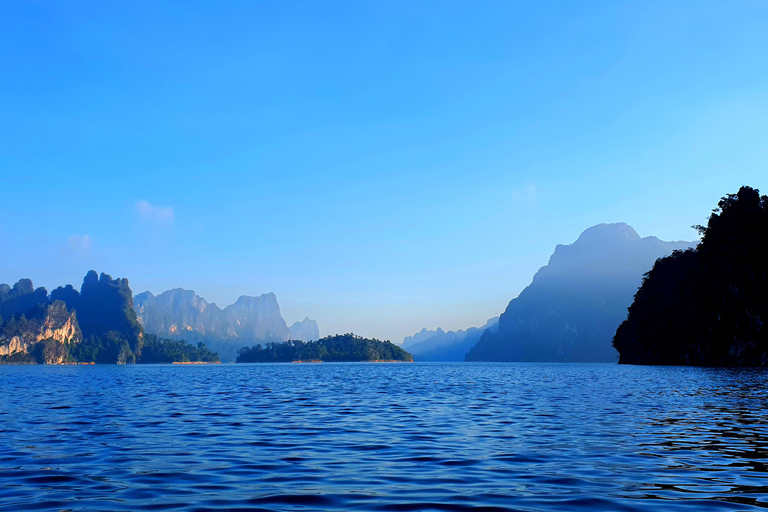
[
  {"xmin": 289, "ymin": 317, "xmax": 320, "ymax": 342},
  {"xmin": 52, "ymin": 271, "xmax": 143, "ymax": 350},
  {"xmin": 614, "ymin": 187, "xmax": 768, "ymax": 366},
  {"xmin": 466, "ymin": 223, "xmax": 695, "ymax": 362},
  {"xmin": 0, "ymin": 300, "xmax": 81, "ymax": 364},
  {"xmin": 134, "ymin": 288, "xmax": 302, "ymax": 361},
  {"xmin": 0, "ymin": 279, "xmax": 49, "ymax": 320},
  {"xmin": 402, "ymin": 317, "xmax": 499, "ymax": 361}
]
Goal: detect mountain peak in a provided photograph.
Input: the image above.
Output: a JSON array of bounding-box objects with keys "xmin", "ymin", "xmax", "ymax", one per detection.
[{"xmin": 574, "ymin": 223, "xmax": 640, "ymax": 247}]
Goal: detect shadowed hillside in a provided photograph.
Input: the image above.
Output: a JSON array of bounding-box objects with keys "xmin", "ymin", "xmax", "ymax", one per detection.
[{"xmin": 466, "ymin": 223, "xmax": 695, "ymax": 362}]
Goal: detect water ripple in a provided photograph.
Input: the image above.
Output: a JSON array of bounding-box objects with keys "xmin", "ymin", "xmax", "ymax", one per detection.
[{"xmin": 0, "ymin": 363, "xmax": 766, "ymax": 511}]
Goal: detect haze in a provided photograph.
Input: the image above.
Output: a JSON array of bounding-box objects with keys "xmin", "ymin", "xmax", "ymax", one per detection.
[{"xmin": 1, "ymin": 1, "xmax": 767, "ymax": 343}]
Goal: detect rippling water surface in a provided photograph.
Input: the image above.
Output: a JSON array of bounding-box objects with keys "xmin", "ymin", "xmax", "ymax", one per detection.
[{"xmin": 1, "ymin": 363, "xmax": 767, "ymax": 511}]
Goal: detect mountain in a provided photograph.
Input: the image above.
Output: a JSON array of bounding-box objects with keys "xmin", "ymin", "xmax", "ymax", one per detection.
[
  {"xmin": 402, "ymin": 317, "xmax": 499, "ymax": 361},
  {"xmin": 134, "ymin": 288, "xmax": 316, "ymax": 362},
  {"xmin": 614, "ymin": 187, "xmax": 768, "ymax": 366},
  {"xmin": 289, "ymin": 317, "xmax": 320, "ymax": 342},
  {"xmin": 1, "ymin": 271, "xmax": 145, "ymax": 364},
  {"xmin": 465, "ymin": 223, "xmax": 695, "ymax": 362},
  {"xmin": 0, "ymin": 279, "xmax": 49, "ymax": 321},
  {"xmin": 0, "ymin": 300, "xmax": 80, "ymax": 364}
]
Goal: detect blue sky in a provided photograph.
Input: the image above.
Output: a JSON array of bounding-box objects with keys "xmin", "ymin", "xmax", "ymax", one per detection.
[{"xmin": 2, "ymin": 1, "xmax": 767, "ymax": 343}]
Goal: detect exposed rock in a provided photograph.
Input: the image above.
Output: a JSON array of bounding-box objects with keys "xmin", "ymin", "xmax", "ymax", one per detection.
[
  {"xmin": 134, "ymin": 288, "xmax": 299, "ymax": 362},
  {"xmin": 0, "ymin": 301, "xmax": 81, "ymax": 364}
]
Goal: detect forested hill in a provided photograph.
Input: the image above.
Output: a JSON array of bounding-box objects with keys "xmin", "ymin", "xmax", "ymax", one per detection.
[
  {"xmin": 613, "ymin": 186, "xmax": 768, "ymax": 366},
  {"xmin": 236, "ymin": 334, "xmax": 413, "ymax": 363}
]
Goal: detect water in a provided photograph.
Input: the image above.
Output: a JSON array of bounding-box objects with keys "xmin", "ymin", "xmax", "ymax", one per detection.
[{"xmin": 0, "ymin": 363, "xmax": 766, "ymax": 511}]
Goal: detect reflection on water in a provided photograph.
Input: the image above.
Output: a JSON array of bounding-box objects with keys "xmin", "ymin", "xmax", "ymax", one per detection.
[{"xmin": 0, "ymin": 363, "xmax": 766, "ymax": 511}]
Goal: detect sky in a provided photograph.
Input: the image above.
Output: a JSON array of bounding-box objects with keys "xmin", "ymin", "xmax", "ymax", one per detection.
[{"xmin": 1, "ymin": 1, "xmax": 767, "ymax": 343}]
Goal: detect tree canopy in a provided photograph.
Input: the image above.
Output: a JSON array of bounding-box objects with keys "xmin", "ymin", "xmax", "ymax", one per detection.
[
  {"xmin": 613, "ymin": 186, "xmax": 768, "ymax": 366},
  {"xmin": 236, "ymin": 334, "xmax": 413, "ymax": 363}
]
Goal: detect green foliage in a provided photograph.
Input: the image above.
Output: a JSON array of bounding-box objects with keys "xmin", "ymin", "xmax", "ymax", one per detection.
[
  {"xmin": 613, "ymin": 186, "xmax": 768, "ymax": 366},
  {"xmin": 236, "ymin": 333, "xmax": 414, "ymax": 363},
  {"xmin": 138, "ymin": 334, "xmax": 220, "ymax": 363},
  {"xmin": 53, "ymin": 271, "xmax": 144, "ymax": 359}
]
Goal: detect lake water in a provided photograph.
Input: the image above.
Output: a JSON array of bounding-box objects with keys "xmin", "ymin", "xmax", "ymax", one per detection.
[{"xmin": 1, "ymin": 363, "xmax": 767, "ymax": 511}]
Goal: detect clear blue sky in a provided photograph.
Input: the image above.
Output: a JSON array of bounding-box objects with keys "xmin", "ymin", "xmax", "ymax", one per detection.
[{"xmin": 1, "ymin": 1, "xmax": 767, "ymax": 343}]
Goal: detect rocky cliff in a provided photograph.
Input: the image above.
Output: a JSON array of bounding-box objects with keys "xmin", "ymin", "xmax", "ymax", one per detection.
[
  {"xmin": 0, "ymin": 300, "xmax": 81, "ymax": 364},
  {"xmin": 134, "ymin": 288, "xmax": 310, "ymax": 362},
  {"xmin": 466, "ymin": 223, "xmax": 695, "ymax": 362}
]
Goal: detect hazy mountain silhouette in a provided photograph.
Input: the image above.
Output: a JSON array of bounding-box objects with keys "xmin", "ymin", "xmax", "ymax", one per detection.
[
  {"xmin": 134, "ymin": 288, "xmax": 316, "ymax": 361},
  {"xmin": 465, "ymin": 223, "xmax": 695, "ymax": 362},
  {"xmin": 402, "ymin": 317, "xmax": 499, "ymax": 361},
  {"xmin": 289, "ymin": 317, "xmax": 320, "ymax": 342}
]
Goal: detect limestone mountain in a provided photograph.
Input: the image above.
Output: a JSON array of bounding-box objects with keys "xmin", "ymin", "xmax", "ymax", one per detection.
[
  {"xmin": 52, "ymin": 271, "xmax": 143, "ymax": 355},
  {"xmin": 465, "ymin": 223, "xmax": 695, "ymax": 362},
  {"xmin": 0, "ymin": 279, "xmax": 49, "ymax": 321},
  {"xmin": 133, "ymin": 288, "xmax": 316, "ymax": 361},
  {"xmin": 0, "ymin": 300, "xmax": 80, "ymax": 364},
  {"xmin": 402, "ymin": 317, "xmax": 499, "ymax": 361},
  {"xmin": 289, "ymin": 317, "xmax": 320, "ymax": 342}
]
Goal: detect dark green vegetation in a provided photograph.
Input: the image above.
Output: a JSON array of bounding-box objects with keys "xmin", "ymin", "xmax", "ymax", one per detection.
[
  {"xmin": 1, "ymin": 271, "xmax": 219, "ymax": 364},
  {"xmin": 614, "ymin": 186, "xmax": 768, "ymax": 366},
  {"xmin": 236, "ymin": 334, "xmax": 413, "ymax": 363},
  {"xmin": 140, "ymin": 334, "xmax": 219, "ymax": 364}
]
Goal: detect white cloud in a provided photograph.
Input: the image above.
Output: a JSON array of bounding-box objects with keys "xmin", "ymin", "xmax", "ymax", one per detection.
[
  {"xmin": 511, "ymin": 184, "xmax": 538, "ymax": 207},
  {"xmin": 135, "ymin": 200, "xmax": 174, "ymax": 225},
  {"xmin": 68, "ymin": 234, "xmax": 91, "ymax": 253}
]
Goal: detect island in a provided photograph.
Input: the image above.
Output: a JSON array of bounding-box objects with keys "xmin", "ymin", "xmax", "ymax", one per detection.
[
  {"xmin": 613, "ymin": 186, "xmax": 768, "ymax": 366},
  {"xmin": 235, "ymin": 333, "xmax": 414, "ymax": 363}
]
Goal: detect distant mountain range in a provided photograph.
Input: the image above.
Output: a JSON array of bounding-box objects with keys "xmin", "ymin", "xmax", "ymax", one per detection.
[
  {"xmin": 402, "ymin": 317, "xmax": 499, "ymax": 361},
  {"xmin": 465, "ymin": 223, "xmax": 696, "ymax": 362},
  {"xmin": 133, "ymin": 288, "xmax": 318, "ymax": 362}
]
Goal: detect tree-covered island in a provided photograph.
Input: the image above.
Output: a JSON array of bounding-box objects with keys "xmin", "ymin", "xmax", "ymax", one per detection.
[{"xmin": 236, "ymin": 333, "xmax": 414, "ymax": 363}]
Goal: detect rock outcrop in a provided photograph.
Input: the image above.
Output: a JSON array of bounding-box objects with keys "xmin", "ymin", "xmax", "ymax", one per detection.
[
  {"xmin": 466, "ymin": 223, "xmax": 695, "ymax": 362},
  {"xmin": 0, "ymin": 300, "xmax": 81, "ymax": 364},
  {"xmin": 133, "ymin": 288, "xmax": 304, "ymax": 361}
]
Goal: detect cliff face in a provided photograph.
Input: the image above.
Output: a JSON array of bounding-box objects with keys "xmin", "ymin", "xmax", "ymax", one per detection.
[
  {"xmin": 134, "ymin": 288, "xmax": 297, "ymax": 362},
  {"xmin": 0, "ymin": 301, "xmax": 81, "ymax": 364},
  {"xmin": 289, "ymin": 317, "xmax": 320, "ymax": 342},
  {"xmin": 52, "ymin": 271, "xmax": 143, "ymax": 359},
  {"xmin": 466, "ymin": 223, "xmax": 695, "ymax": 362},
  {"xmin": 614, "ymin": 187, "xmax": 768, "ymax": 366}
]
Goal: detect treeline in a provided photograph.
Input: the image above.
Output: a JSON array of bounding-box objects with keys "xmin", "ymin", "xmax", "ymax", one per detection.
[
  {"xmin": 139, "ymin": 334, "xmax": 219, "ymax": 364},
  {"xmin": 613, "ymin": 186, "xmax": 768, "ymax": 366},
  {"xmin": 236, "ymin": 333, "xmax": 413, "ymax": 363}
]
